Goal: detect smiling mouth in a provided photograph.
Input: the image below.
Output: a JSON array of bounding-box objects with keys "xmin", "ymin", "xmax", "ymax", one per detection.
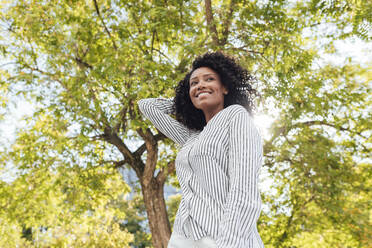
[{"xmin": 196, "ymin": 91, "xmax": 212, "ymax": 97}]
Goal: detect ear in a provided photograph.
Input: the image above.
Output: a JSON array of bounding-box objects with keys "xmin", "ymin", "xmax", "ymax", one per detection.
[{"xmin": 223, "ymin": 87, "xmax": 228, "ymax": 95}]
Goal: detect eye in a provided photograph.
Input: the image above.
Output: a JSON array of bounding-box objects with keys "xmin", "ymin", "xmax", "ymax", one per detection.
[
  {"xmin": 206, "ymin": 77, "xmax": 214, "ymax": 81},
  {"xmin": 190, "ymin": 81, "xmax": 198, "ymax": 86}
]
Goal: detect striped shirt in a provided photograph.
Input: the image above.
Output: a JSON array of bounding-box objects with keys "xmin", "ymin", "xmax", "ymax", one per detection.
[{"xmin": 138, "ymin": 98, "xmax": 264, "ymax": 248}]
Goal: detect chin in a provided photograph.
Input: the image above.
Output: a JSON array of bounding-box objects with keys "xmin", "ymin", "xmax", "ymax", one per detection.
[
  {"xmin": 193, "ymin": 104, "xmax": 203, "ymax": 110},
  {"xmin": 194, "ymin": 102, "xmax": 214, "ymax": 110}
]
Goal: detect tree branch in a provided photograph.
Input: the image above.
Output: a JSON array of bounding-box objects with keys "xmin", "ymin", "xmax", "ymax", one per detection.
[
  {"xmin": 151, "ymin": 30, "xmax": 156, "ymax": 57},
  {"xmin": 113, "ymin": 160, "xmax": 127, "ymax": 168},
  {"xmin": 99, "ymin": 159, "xmax": 128, "ymax": 168},
  {"xmin": 114, "ymin": 105, "xmax": 128, "ymax": 134},
  {"xmin": 152, "ymin": 48, "xmax": 177, "ymax": 67},
  {"xmin": 293, "ymin": 120, "xmax": 368, "ymax": 139},
  {"xmin": 22, "ymin": 64, "xmax": 69, "ymax": 89},
  {"xmin": 93, "ymin": 0, "xmax": 118, "ymax": 50},
  {"xmin": 102, "ymin": 126, "xmax": 134, "ymax": 162},
  {"xmin": 276, "ymin": 195, "xmax": 315, "ymax": 245},
  {"xmin": 134, "ymin": 132, "xmax": 166, "ymax": 157},
  {"xmin": 137, "ymin": 128, "xmax": 158, "ymax": 187},
  {"xmin": 204, "ymin": 0, "xmax": 220, "ymax": 46},
  {"xmin": 74, "ymin": 56, "xmax": 93, "ymax": 70},
  {"xmin": 156, "ymin": 160, "xmax": 176, "ymax": 185},
  {"xmin": 87, "ymin": 86, "xmax": 111, "ymax": 127},
  {"xmin": 221, "ymin": 0, "xmax": 237, "ymax": 45},
  {"xmin": 231, "ymin": 46, "xmax": 264, "ymax": 55}
]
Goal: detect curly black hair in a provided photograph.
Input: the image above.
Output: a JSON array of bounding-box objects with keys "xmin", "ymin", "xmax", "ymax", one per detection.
[{"xmin": 174, "ymin": 51, "xmax": 258, "ymax": 131}]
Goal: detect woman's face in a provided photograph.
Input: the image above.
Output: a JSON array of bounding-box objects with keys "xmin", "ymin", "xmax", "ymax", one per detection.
[{"xmin": 189, "ymin": 67, "xmax": 228, "ymax": 117}]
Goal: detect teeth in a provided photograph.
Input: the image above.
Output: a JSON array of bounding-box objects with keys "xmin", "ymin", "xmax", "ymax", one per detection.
[{"xmin": 198, "ymin": 92, "xmax": 210, "ymax": 97}]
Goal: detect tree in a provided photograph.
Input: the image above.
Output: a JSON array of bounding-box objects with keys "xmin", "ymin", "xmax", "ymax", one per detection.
[{"xmin": 0, "ymin": 0, "xmax": 370, "ymax": 247}]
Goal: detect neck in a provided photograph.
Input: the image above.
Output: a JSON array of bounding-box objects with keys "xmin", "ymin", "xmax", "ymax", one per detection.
[{"xmin": 203, "ymin": 105, "xmax": 224, "ymax": 123}]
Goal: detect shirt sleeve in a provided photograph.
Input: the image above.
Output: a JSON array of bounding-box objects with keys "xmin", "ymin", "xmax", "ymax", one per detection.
[
  {"xmin": 216, "ymin": 111, "xmax": 263, "ymax": 247},
  {"xmin": 137, "ymin": 98, "xmax": 191, "ymax": 146}
]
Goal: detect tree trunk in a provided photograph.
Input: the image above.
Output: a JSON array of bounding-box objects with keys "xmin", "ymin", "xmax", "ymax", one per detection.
[{"xmin": 141, "ymin": 177, "xmax": 171, "ymax": 248}]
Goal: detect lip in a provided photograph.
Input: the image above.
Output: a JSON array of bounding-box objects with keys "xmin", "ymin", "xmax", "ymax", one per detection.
[{"xmin": 196, "ymin": 91, "xmax": 212, "ymax": 97}]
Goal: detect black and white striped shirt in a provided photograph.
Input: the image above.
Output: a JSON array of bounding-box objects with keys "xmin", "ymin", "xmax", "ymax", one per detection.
[{"xmin": 138, "ymin": 98, "xmax": 264, "ymax": 248}]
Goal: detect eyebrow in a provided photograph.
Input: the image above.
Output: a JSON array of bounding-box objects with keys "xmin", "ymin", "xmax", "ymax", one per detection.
[{"xmin": 190, "ymin": 73, "xmax": 217, "ymax": 81}]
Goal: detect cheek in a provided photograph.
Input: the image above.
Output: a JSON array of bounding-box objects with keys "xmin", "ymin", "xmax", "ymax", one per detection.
[
  {"xmin": 189, "ymin": 85, "xmax": 198, "ymax": 96},
  {"xmin": 189, "ymin": 88, "xmax": 196, "ymax": 104}
]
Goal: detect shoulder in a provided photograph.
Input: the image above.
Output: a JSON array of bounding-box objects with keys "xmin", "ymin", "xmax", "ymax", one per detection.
[
  {"xmin": 223, "ymin": 104, "xmax": 250, "ymax": 119},
  {"xmin": 216, "ymin": 104, "xmax": 254, "ymax": 129},
  {"xmin": 224, "ymin": 104, "xmax": 259, "ymax": 133}
]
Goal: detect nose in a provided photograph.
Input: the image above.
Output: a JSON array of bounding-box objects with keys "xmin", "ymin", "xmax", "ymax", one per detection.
[{"xmin": 197, "ymin": 80, "xmax": 206, "ymax": 90}]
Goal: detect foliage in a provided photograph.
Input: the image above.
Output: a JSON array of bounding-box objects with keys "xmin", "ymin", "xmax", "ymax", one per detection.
[
  {"xmin": 0, "ymin": 143, "xmax": 134, "ymax": 247},
  {"xmin": 0, "ymin": 0, "xmax": 370, "ymax": 247},
  {"xmin": 166, "ymin": 194, "xmax": 182, "ymax": 228}
]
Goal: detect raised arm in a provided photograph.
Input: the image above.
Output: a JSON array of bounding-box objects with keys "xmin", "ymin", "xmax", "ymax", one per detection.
[
  {"xmin": 138, "ymin": 98, "xmax": 192, "ymax": 146},
  {"xmin": 216, "ymin": 111, "xmax": 263, "ymax": 247}
]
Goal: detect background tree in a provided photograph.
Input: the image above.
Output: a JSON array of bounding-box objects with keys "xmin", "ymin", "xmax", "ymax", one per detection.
[{"xmin": 0, "ymin": 0, "xmax": 370, "ymax": 247}]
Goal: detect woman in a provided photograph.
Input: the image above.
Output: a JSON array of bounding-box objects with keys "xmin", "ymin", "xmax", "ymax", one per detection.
[{"xmin": 138, "ymin": 52, "xmax": 264, "ymax": 248}]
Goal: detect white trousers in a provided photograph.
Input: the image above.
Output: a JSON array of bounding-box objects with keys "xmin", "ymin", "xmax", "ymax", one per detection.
[{"xmin": 167, "ymin": 233, "xmax": 217, "ymax": 248}]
